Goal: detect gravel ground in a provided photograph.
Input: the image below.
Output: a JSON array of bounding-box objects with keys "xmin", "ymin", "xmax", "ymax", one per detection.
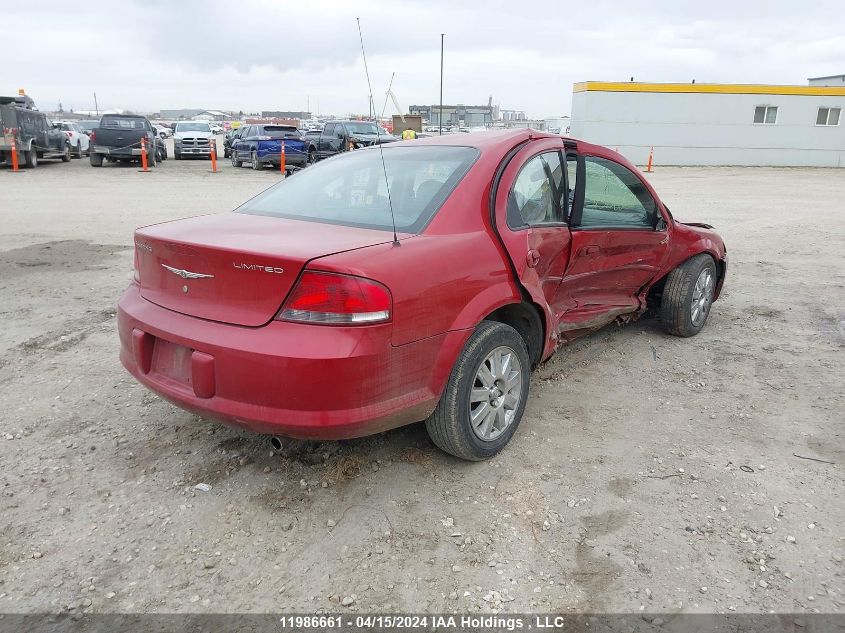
[{"xmin": 0, "ymin": 149, "xmax": 842, "ymax": 617}]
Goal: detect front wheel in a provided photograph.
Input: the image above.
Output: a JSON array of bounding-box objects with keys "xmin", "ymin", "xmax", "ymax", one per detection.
[
  {"xmin": 425, "ymin": 321, "xmax": 530, "ymax": 461},
  {"xmin": 660, "ymin": 254, "xmax": 717, "ymax": 337},
  {"xmin": 251, "ymin": 150, "xmax": 262, "ymax": 170},
  {"xmin": 231, "ymin": 151, "xmax": 242, "ymax": 168}
]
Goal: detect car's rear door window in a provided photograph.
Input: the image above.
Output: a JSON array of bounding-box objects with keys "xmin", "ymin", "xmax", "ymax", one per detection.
[
  {"xmin": 507, "ymin": 151, "xmax": 564, "ymax": 228},
  {"xmin": 238, "ymin": 146, "xmax": 479, "ymax": 233},
  {"xmin": 578, "ymin": 156, "xmax": 657, "ymax": 229}
]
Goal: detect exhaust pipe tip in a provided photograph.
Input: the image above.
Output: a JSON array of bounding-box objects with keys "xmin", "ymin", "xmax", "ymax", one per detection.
[{"xmin": 269, "ymin": 436, "xmax": 284, "ymax": 451}]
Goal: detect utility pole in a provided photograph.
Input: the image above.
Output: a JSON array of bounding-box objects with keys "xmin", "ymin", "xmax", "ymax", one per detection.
[
  {"xmin": 439, "ymin": 34, "xmax": 444, "ymax": 136},
  {"xmin": 93, "ymin": 92, "xmax": 99, "ymax": 118}
]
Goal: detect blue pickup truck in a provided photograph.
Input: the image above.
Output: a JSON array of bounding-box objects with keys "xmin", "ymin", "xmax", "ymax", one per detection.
[{"xmin": 231, "ymin": 124, "xmax": 306, "ymax": 173}]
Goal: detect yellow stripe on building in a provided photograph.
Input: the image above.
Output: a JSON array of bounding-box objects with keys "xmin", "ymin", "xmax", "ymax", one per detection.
[{"xmin": 572, "ymin": 81, "xmax": 845, "ymax": 97}]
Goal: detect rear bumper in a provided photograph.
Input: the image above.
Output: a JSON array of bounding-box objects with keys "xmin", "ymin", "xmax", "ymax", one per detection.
[
  {"xmin": 117, "ymin": 284, "xmax": 465, "ymax": 439},
  {"xmin": 92, "ymin": 145, "xmax": 142, "ymax": 157},
  {"xmin": 257, "ymin": 153, "xmax": 306, "ymax": 168}
]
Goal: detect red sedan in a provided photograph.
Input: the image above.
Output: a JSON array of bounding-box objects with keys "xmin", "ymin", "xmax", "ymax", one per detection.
[{"xmin": 118, "ymin": 130, "xmax": 726, "ymax": 460}]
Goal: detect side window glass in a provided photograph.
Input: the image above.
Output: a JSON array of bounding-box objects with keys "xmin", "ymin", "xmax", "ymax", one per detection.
[
  {"xmin": 324, "ymin": 123, "xmax": 335, "ymax": 137},
  {"xmin": 336, "ymin": 125, "xmax": 345, "ymax": 139},
  {"xmin": 507, "ymin": 152, "xmax": 562, "ymax": 228},
  {"xmin": 564, "ymin": 153, "xmax": 578, "ymax": 220},
  {"xmin": 580, "ymin": 157, "xmax": 656, "ymax": 229}
]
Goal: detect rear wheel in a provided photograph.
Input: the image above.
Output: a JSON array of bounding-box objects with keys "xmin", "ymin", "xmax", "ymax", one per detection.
[
  {"xmin": 90, "ymin": 153, "xmax": 103, "ymax": 167},
  {"xmin": 660, "ymin": 254, "xmax": 717, "ymax": 337},
  {"xmin": 25, "ymin": 147, "xmax": 37, "ymax": 168},
  {"xmin": 426, "ymin": 321, "xmax": 530, "ymax": 461},
  {"xmin": 307, "ymin": 148, "xmax": 317, "ymax": 165},
  {"xmin": 251, "ymin": 150, "xmax": 262, "ymax": 170},
  {"xmin": 61, "ymin": 142, "xmax": 71, "ymax": 162},
  {"xmin": 74, "ymin": 141, "xmax": 83, "ymax": 158}
]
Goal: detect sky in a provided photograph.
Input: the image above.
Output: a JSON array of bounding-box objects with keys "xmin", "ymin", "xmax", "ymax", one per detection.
[{"xmin": 6, "ymin": 0, "xmax": 843, "ymax": 119}]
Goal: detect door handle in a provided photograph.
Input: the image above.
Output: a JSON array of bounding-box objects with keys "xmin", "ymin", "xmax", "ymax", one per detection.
[
  {"xmin": 578, "ymin": 245, "xmax": 599, "ymax": 256},
  {"xmin": 659, "ymin": 235, "xmax": 669, "ymax": 245}
]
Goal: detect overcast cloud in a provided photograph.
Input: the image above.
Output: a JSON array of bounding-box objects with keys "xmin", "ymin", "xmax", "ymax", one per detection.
[{"xmin": 6, "ymin": 0, "xmax": 843, "ymax": 117}]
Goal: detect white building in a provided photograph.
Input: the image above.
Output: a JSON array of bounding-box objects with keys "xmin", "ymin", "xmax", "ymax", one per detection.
[
  {"xmin": 808, "ymin": 74, "xmax": 845, "ymax": 87},
  {"xmin": 570, "ymin": 81, "xmax": 845, "ymax": 167}
]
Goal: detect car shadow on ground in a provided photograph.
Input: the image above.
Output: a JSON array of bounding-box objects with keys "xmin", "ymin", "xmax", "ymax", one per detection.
[{"xmin": 160, "ymin": 311, "xmax": 678, "ymax": 494}]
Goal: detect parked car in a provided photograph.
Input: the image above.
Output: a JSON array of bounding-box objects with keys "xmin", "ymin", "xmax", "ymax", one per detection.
[
  {"xmin": 0, "ymin": 94, "xmax": 71, "ymax": 167},
  {"xmin": 153, "ymin": 124, "xmax": 172, "ymax": 139},
  {"xmin": 118, "ymin": 130, "xmax": 727, "ymax": 461},
  {"xmin": 222, "ymin": 126, "xmax": 245, "ymax": 158},
  {"xmin": 173, "ymin": 121, "xmax": 215, "ymax": 160},
  {"xmin": 55, "ymin": 121, "xmax": 90, "ymax": 158},
  {"xmin": 209, "ymin": 123, "xmax": 224, "ymax": 134},
  {"xmin": 230, "ymin": 124, "xmax": 305, "ymax": 172},
  {"xmin": 76, "ymin": 119, "xmax": 99, "ymax": 136},
  {"xmin": 89, "ymin": 114, "xmax": 162, "ymax": 167},
  {"xmin": 303, "ymin": 120, "xmax": 397, "ymax": 164}
]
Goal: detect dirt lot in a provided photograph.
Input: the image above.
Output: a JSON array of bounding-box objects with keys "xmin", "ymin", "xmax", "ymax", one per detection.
[{"xmin": 0, "ymin": 149, "xmax": 842, "ymax": 617}]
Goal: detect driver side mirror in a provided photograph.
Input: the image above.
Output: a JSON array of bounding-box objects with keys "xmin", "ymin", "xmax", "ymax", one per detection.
[{"xmin": 656, "ymin": 216, "xmax": 667, "ymax": 231}]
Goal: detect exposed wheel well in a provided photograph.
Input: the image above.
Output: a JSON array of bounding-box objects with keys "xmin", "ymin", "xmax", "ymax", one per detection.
[
  {"xmin": 647, "ymin": 251, "xmax": 721, "ymax": 309},
  {"xmin": 484, "ymin": 301, "xmax": 545, "ymax": 367}
]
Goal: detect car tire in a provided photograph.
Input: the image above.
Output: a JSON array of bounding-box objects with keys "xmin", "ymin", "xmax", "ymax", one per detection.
[
  {"xmin": 232, "ymin": 152, "xmax": 242, "ymax": 168},
  {"xmin": 74, "ymin": 142, "xmax": 83, "ymax": 158},
  {"xmin": 251, "ymin": 151, "xmax": 262, "ymax": 170},
  {"xmin": 61, "ymin": 143, "xmax": 71, "ymax": 162},
  {"xmin": 147, "ymin": 146, "xmax": 157, "ymax": 167},
  {"xmin": 90, "ymin": 153, "xmax": 103, "ymax": 167},
  {"xmin": 307, "ymin": 148, "xmax": 316, "ymax": 165},
  {"xmin": 25, "ymin": 148, "xmax": 37, "ymax": 168},
  {"xmin": 174, "ymin": 152, "xmax": 181, "ymax": 160},
  {"xmin": 659, "ymin": 253, "xmax": 717, "ymax": 337},
  {"xmin": 425, "ymin": 321, "xmax": 530, "ymax": 461}
]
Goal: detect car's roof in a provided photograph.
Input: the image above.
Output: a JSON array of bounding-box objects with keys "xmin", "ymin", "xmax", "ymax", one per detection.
[{"xmin": 394, "ymin": 128, "xmax": 563, "ymax": 153}]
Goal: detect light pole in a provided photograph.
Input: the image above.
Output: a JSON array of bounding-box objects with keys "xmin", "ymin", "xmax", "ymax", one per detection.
[{"xmin": 439, "ymin": 33, "xmax": 444, "ymax": 135}]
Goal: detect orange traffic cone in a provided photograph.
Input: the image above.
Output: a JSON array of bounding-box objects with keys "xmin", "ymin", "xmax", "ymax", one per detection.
[
  {"xmin": 10, "ymin": 131, "xmax": 19, "ymax": 172},
  {"xmin": 139, "ymin": 137, "xmax": 149, "ymax": 172},
  {"xmin": 279, "ymin": 142, "xmax": 286, "ymax": 176},
  {"xmin": 645, "ymin": 147, "xmax": 654, "ymax": 173},
  {"xmin": 209, "ymin": 139, "xmax": 218, "ymax": 173}
]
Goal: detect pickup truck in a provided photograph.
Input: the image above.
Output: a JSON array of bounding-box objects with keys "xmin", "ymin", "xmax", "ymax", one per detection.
[
  {"xmin": 173, "ymin": 121, "xmax": 216, "ymax": 160},
  {"xmin": 303, "ymin": 120, "xmax": 397, "ymax": 164},
  {"xmin": 230, "ymin": 124, "xmax": 306, "ymax": 173},
  {"xmin": 89, "ymin": 114, "xmax": 162, "ymax": 167},
  {"xmin": 0, "ymin": 94, "xmax": 71, "ymax": 168}
]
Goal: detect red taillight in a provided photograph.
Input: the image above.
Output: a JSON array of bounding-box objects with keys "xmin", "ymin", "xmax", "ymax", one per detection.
[
  {"xmin": 89, "ymin": 130, "xmax": 96, "ymax": 143},
  {"xmin": 64, "ymin": 131, "xmax": 72, "ymax": 138},
  {"xmin": 277, "ymin": 271, "xmax": 391, "ymax": 325}
]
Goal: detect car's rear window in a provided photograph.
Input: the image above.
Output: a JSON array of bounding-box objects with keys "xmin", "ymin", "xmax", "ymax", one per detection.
[
  {"xmin": 101, "ymin": 116, "xmax": 145, "ymax": 129},
  {"xmin": 237, "ymin": 146, "xmax": 479, "ymax": 233},
  {"xmin": 263, "ymin": 126, "xmax": 301, "ymax": 138}
]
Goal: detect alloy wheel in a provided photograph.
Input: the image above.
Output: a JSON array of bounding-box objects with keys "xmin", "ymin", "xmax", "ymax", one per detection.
[
  {"xmin": 469, "ymin": 346, "xmax": 523, "ymax": 442},
  {"xmin": 691, "ymin": 268, "xmax": 714, "ymax": 327}
]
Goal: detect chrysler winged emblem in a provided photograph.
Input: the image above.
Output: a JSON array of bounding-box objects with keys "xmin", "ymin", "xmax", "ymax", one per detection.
[{"xmin": 161, "ymin": 264, "xmax": 214, "ymax": 279}]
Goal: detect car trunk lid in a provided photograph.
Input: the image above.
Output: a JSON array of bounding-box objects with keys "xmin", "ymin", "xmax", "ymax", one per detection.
[{"xmin": 135, "ymin": 213, "xmax": 394, "ymax": 326}]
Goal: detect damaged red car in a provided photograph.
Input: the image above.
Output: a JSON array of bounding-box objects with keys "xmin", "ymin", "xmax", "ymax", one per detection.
[{"xmin": 118, "ymin": 129, "xmax": 727, "ymax": 460}]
